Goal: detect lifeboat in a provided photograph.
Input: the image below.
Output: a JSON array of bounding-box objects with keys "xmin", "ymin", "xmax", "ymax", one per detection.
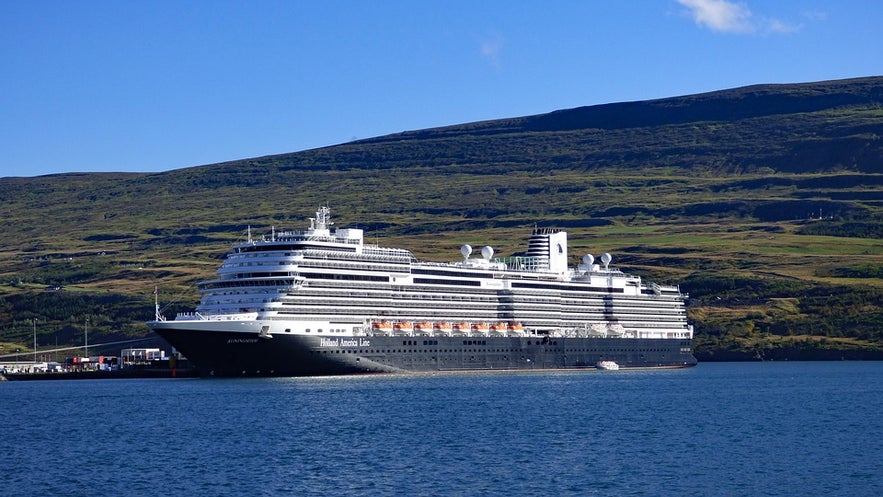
[
  {"xmin": 414, "ymin": 321, "xmax": 433, "ymax": 336},
  {"xmin": 433, "ymin": 322, "xmax": 453, "ymax": 337},
  {"xmin": 471, "ymin": 322, "xmax": 490, "ymax": 335},
  {"xmin": 507, "ymin": 322, "xmax": 526, "ymax": 336},
  {"xmin": 371, "ymin": 320, "xmax": 393, "ymax": 335},
  {"xmin": 607, "ymin": 323, "xmax": 625, "ymax": 335},
  {"xmin": 590, "ymin": 323, "xmax": 607, "ymax": 335},
  {"xmin": 452, "ymin": 322, "xmax": 471, "ymax": 336},
  {"xmin": 393, "ymin": 321, "xmax": 414, "ymax": 336},
  {"xmin": 489, "ymin": 322, "xmax": 507, "ymax": 335}
]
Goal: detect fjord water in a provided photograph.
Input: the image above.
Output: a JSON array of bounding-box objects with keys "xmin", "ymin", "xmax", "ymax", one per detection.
[{"xmin": 3, "ymin": 362, "xmax": 882, "ymax": 496}]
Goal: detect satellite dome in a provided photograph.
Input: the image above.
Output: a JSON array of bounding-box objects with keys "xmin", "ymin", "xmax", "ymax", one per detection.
[
  {"xmin": 460, "ymin": 244, "xmax": 473, "ymax": 258},
  {"xmin": 582, "ymin": 254, "xmax": 594, "ymax": 266},
  {"xmin": 601, "ymin": 252, "xmax": 612, "ymax": 267},
  {"xmin": 481, "ymin": 246, "xmax": 494, "ymax": 260}
]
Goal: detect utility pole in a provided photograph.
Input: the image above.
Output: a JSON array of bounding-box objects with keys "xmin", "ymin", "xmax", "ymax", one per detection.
[
  {"xmin": 33, "ymin": 318, "xmax": 37, "ymax": 363},
  {"xmin": 85, "ymin": 318, "xmax": 89, "ymax": 358}
]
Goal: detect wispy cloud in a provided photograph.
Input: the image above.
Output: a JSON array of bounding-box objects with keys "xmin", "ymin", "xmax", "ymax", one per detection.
[
  {"xmin": 801, "ymin": 10, "xmax": 828, "ymax": 23},
  {"xmin": 677, "ymin": 0, "xmax": 800, "ymax": 35},
  {"xmin": 766, "ymin": 18, "xmax": 800, "ymax": 34},
  {"xmin": 480, "ymin": 34, "xmax": 504, "ymax": 67},
  {"xmin": 678, "ymin": 0, "xmax": 754, "ymax": 33}
]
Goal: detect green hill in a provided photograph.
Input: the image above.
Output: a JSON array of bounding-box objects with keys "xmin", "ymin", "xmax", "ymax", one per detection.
[{"xmin": 1, "ymin": 76, "xmax": 882, "ymax": 361}]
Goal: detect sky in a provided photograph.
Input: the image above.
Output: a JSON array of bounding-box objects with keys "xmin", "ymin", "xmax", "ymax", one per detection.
[{"xmin": 1, "ymin": 0, "xmax": 881, "ymax": 178}]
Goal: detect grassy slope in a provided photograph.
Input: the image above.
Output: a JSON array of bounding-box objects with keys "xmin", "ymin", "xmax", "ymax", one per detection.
[{"xmin": 1, "ymin": 76, "xmax": 882, "ymax": 360}]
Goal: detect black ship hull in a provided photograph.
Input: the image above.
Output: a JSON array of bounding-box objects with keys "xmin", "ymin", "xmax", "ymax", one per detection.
[{"xmin": 153, "ymin": 328, "xmax": 697, "ymax": 377}]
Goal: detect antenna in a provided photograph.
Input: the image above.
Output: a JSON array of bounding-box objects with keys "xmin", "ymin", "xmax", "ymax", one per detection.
[{"xmin": 154, "ymin": 286, "xmax": 163, "ymax": 321}]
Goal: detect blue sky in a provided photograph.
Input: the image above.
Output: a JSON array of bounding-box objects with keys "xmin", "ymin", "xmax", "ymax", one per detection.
[{"xmin": 2, "ymin": 0, "xmax": 881, "ymax": 177}]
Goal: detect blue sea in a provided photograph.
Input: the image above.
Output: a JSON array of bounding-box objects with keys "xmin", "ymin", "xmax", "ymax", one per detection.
[{"xmin": 2, "ymin": 362, "xmax": 882, "ymax": 496}]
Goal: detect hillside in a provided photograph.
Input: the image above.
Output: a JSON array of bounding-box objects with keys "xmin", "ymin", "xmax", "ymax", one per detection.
[{"xmin": 1, "ymin": 76, "xmax": 882, "ymax": 361}]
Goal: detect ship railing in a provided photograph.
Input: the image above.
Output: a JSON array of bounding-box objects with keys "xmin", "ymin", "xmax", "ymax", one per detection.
[
  {"xmin": 175, "ymin": 311, "xmax": 207, "ymax": 321},
  {"xmin": 272, "ymin": 231, "xmax": 361, "ymax": 244},
  {"xmin": 492, "ymin": 256, "xmax": 548, "ymax": 272},
  {"xmin": 175, "ymin": 311, "xmax": 264, "ymax": 322},
  {"xmin": 305, "ymin": 247, "xmax": 414, "ymax": 263},
  {"xmin": 568, "ymin": 267, "xmax": 627, "ymax": 279}
]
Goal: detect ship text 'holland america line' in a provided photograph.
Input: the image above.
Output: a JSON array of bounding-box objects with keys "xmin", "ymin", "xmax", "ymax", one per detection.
[{"xmin": 147, "ymin": 207, "xmax": 696, "ymax": 376}]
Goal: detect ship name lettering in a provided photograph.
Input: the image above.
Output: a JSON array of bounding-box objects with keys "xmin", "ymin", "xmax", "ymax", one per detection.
[
  {"xmin": 227, "ymin": 338, "xmax": 259, "ymax": 344},
  {"xmin": 318, "ymin": 337, "xmax": 371, "ymax": 347}
]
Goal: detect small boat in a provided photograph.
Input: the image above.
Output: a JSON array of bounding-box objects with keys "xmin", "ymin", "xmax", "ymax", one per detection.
[
  {"xmin": 596, "ymin": 361, "xmax": 620, "ymax": 371},
  {"xmin": 414, "ymin": 321, "xmax": 433, "ymax": 336},
  {"xmin": 393, "ymin": 321, "xmax": 414, "ymax": 336},
  {"xmin": 433, "ymin": 322, "xmax": 453, "ymax": 337},
  {"xmin": 590, "ymin": 323, "xmax": 607, "ymax": 335},
  {"xmin": 607, "ymin": 323, "xmax": 625, "ymax": 335},
  {"xmin": 371, "ymin": 320, "xmax": 393, "ymax": 335},
  {"xmin": 507, "ymin": 322, "xmax": 526, "ymax": 336},
  {"xmin": 452, "ymin": 322, "xmax": 471, "ymax": 336},
  {"xmin": 471, "ymin": 322, "xmax": 490, "ymax": 335},
  {"xmin": 489, "ymin": 322, "xmax": 508, "ymax": 335}
]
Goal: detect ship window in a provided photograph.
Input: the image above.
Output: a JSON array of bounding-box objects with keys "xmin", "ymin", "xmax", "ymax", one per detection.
[
  {"xmin": 285, "ymin": 329, "xmax": 291, "ymax": 333},
  {"xmin": 306, "ymin": 329, "xmax": 311, "ymax": 333}
]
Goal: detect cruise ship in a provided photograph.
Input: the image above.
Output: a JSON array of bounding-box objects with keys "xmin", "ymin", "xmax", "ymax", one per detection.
[{"xmin": 147, "ymin": 207, "xmax": 696, "ymax": 376}]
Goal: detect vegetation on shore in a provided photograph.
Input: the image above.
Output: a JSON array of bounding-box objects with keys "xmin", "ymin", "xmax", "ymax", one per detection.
[{"xmin": 1, "ymin": 76, "xmax": 881, "ymax": 361}]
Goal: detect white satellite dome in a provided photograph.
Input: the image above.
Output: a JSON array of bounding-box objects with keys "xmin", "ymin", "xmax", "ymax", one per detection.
[
  {"xmin": 481, "ymin": 246, "xmax": 494, "ymax": 260},
  {"xmin": 601, "ymin": 252, "xmax": 612, "ymax": 268},
  {"xmin": 460, "ymin": 244, "xmax": 473, "ymax": 258}
]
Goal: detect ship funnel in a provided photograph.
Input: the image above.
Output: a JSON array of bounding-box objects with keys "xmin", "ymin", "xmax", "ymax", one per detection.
[{"xmin": 526, "ymin": 228, "xmax": 568, "ymax": 274}]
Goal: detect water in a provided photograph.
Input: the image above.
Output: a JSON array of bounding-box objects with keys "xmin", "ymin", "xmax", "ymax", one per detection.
[{"xmin": 2, "ymin": 362, "xmax": 882, "ymax": 496}]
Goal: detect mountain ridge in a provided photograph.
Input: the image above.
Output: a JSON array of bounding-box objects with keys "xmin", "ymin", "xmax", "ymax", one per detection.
[
  {"xmin": 354, "ymin": 76, "xmax": 883, "ymax": 142},
  {"xmin": 0, "ymin": 76, "xmax": 881, "ymax": 361}
]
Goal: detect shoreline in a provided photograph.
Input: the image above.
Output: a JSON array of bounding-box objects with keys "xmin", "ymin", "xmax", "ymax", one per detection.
[{"xmin": 1, "ymin": 367, "xmax": 199, "ymax": 381}]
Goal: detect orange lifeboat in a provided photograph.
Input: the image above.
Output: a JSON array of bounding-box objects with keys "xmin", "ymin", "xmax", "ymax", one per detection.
[
  {"xmin": 393, "ymin": 321, "xmax": 414, "ymax": 336},
  {"xmin": 371, "ymin": 320, "xmax": 393, "ymax": 335},
  {"xmin": 433, "ymin": 322, "xmax": 453, "ymax": 336},
  {"xmin": 507, "ymin": 322, "xmax": 526, "ymax": 336},
  {"xmin": 414, "ymin": 321, "xmax": 433, "ymax": 336},
  {"xmin": 452, "ymin": 322, "xmax": 470, "ymax": 336},
  {"xmin": 471, "ymin": 322, "xmax": 490, "ymax": 335},
  {"xmin": 489, "ymin": 322, "xmax": 507, "ymax": 334}
]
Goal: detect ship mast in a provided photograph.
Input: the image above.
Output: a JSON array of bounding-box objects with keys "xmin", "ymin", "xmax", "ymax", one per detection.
[{"xmin": 154, "ymin": 286, "xmax": 164, "ymax": 321}]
